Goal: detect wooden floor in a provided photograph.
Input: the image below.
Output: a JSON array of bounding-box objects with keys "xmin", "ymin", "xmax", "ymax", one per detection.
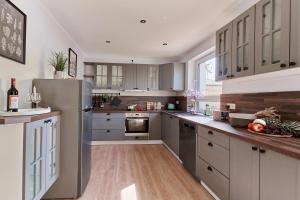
[{"xmin": 73, "ymin": 144, "xmax": 213, "ymax": 200}]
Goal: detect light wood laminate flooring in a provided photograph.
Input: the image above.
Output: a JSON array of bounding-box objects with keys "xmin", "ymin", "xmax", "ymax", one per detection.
[{"xmin": 70, "ymin": 144, "xmax": 213, "ymax": 200}]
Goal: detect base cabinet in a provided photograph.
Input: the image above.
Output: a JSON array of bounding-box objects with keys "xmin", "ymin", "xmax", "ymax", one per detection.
[
  {"xmin": 230, "ymin": 137, "xmax": 300, "ymax": 200},
  {"xmin": 24, "ymin": 116, "xmax": 60, "ymax": 200},
  {"xmin": 161, "ymin": 113, "xmax": 179, "ymax": 156},
  {"xmin": 149, "ymin": 113, "xmax": 161, "ymax": 140}
]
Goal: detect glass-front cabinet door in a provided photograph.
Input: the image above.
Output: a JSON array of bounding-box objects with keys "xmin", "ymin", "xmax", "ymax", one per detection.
[
  {"xmin": 25, "ymin": 120, "xmax": 46, "ymax": 200},
  {"xmin": 255, "ymin": 0, "xmax": 290, "ymax": 74},
  {"xmin": 111, "ymin": 65, "xmax": 124, "ymax": 90},
  {"xmin": 95, "ymin": 64, "xmax": 108, "ymax": 89},
  {"xmin": 45, "ymin": 117, "xmax": 60, "ymax": 190},
  {"xmin": 147, "ymin": 65, "xmax": 159, "ymax": 90},
  {"xmin": 216, "ymin": 22, "xmax": 233, "ymax": 80},
  {"xmin": 232, "ymin": 6, "xmax": 255, "ymax": 78}
]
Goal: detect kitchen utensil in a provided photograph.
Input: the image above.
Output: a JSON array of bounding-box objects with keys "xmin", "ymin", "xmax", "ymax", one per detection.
[
  {"xmin": 229, "ymin": 113, "xmax": 256, "ymax": 127},
  {"xmin": 111, "ymin": 96, "xmax": 122, "ymax": 107}
]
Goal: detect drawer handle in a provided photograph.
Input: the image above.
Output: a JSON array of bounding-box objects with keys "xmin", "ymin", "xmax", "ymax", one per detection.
[
  {"xmin": 280, "ymin": 63, "xmax": 287, "ymax": 68},
  {"xmin": 106, "ymin": 113, "xmax": 111, "ymax": 115},
  {"xmin": 208, "ymin": 130, "xmax": 213, "ymax": 135},
  {"xmin": 106, "ymin": 130, "xmax": 110, "ymax": 133},
  {"xmin": 44, "ymin": 119, "xmax": 52, "ymax": 124},
  {"xmin": 290, "ymin": 62, "xmax": 296, "ymax": 66},
  {"xmin": 208, "ymin": 142, "xmax": 213, "ymax": 147},
  {"xmin": 207, "ymin": 166, "xmax": 213, "ymax": 172},
  {"xmin": 106, "ymin": 119, "xmax": 111, "ymax": 121},
  {"xmin": 252, "ymin": 146, "xmax": 258, "ymax": 151},
  {"xmin": 259, "ymin": 148, "xmax": 266, "ymax": 154},
  {"xmin": 184, "ymin": 123, "xmax": 189, "ymax": 128}
]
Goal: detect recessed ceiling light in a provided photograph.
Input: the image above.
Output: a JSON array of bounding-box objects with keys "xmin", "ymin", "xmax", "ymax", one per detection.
[
  {"xmin": 140, "ymin": 19, "xmax": 147, "ymax": 24},
  {"xmin": 106, "ymin": 40, "xmax": 111, "ymax": 44},
  {"xmin": 163, "ymin": 42, "xmax": 168, "ymax": 46}
]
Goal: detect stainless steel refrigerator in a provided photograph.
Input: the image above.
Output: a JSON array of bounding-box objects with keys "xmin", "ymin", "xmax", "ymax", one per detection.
[{"xmin": 33, "ymin": 79, "xmax": 92, "ymax": 199}]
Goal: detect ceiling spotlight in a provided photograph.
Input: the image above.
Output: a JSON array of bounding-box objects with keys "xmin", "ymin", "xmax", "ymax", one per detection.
[
  {"xmin": 163, "ymin": 42, "xmax": 168, "ymax": 46},
  {"xmin": 106, "ymin": 40, "xmax": 111, "ymax": 44},
  {"xmin": 140, "ymin": 19, "xmax": 147, "ymax": 24}
]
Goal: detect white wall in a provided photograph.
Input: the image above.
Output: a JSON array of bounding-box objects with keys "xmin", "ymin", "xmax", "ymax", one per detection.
[{"xmin": 0, "ymin": 0, "xmax": 85, "ymax": 110}]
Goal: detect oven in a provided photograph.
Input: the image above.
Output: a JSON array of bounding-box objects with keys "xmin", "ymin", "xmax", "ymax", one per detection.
[{"xmin": 125, "ymin": 113, "xmax": 149, "ymax": 137}]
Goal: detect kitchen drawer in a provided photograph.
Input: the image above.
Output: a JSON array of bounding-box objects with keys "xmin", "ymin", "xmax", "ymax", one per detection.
[
  {"xmin": 93, "ymin": 113, "xmax": 125, "ymax": 119},
  {"xmin": 92, "ymin": 129, "xmax": 126, "ymax": 141},
  {"xmin": 198, "ymin": 136, "xmax": 229, "ymax": 177},
  {"xmin": 199, "ymin": 158, "xmax": 229, "ymax": 200},
  {"xmin": 92, "ymin": 118, "xmax": 125, "ymax": 130},
  {"xmin": 198, "ymin": 125, "xmax": 229, "ymax": 149}
]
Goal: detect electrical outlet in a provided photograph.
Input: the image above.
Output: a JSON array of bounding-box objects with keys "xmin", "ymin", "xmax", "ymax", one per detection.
[{"xmin": 227, "ymin": 103, "xmax": 236, "ymax": 110}]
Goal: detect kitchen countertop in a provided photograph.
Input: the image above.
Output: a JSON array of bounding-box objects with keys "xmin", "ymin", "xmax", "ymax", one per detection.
[
  {"xmin": 92, "ymin": 109, "xmax": 183, "ymax": 113},
  {"xmin": 163, "ymin": 111, "xmax": 300, "ymax": 160},
  {"xmin": 0, "ymin": 111, "xmax": 61, "ymax": 125}
]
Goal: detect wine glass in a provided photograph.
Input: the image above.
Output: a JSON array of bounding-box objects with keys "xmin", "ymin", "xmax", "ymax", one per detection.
[{"xmin": 31, "ymin": 93, "xmax": 41, "ymax": 108}]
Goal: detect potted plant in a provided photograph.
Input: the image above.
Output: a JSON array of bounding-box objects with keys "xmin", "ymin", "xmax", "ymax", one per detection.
[{"xmin": 49, "ymin": 51, "xmax": 67, "ymax": 79}]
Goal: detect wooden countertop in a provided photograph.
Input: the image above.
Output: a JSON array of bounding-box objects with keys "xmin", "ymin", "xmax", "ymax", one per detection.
[
  {"xmin": 163, "ymin": 111, "xmax": 300, "ymax": 160},
  {"xmin": 92, "ymin": 109, "xmax": 178, "ymax": 113},
  {"xmin": 0, "ymin": 111, "xmax": 61, "ymax": 125}
]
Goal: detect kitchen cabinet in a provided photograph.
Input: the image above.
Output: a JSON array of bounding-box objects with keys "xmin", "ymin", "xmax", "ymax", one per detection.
[
  {"xmin": 216, "ymin": 22, "xmax": 233, "ymax": 81},
  {"xmin": 231, "ymin": 6, "xmax": 255, "ymax": 78},
  {"xmin": 159, "ymin": 63, "xmax": 185, "ymax": 91},
  {"xmin": 290, "ymin": 0, "xmax": 300, "ymax": 68},
  {"xmin": 230, "ymin": 137, "xmax": 259, "ymax": 200},
  {"xmin": 111, "ymin": 65, "xmax": 124, "ymax": 90},
  {"xmin": 230, "ymin": 137, "xmax": 300, "ymax": 200},
  {"xmin": 92, "ymin": 113, "xmax": 126, "ymax": 141},
  {"xmin": 162, "ymin": 113, "xmax": 179, "ymax": 156},
  {"xmin": 255, "ymin": 0, "xmax": 290, "ymax": 74},
  {"xmin": 147, "ymin": 65, "xmax": 159, "ymax": 90},
  {"xmin": 124, "ymin": 64, "xmax": 137, "ymax": 90},
  {"xmin": 95, "ymin": 64, "xmax": 124, "ymax": 90},
  {"xmin": 45, "ymin": 117, "xmax": 60, "ymax": 191},
  {"xmin": 149, "ymin": 113, "xmax": 161, "ymax": 140},
  {"xmin": 136, "ymin": 64, "xmax": 148, "ymax": 90},
  {"xmin": 24, "ymin": 116, "xmax": 60, "ymax": 200}
]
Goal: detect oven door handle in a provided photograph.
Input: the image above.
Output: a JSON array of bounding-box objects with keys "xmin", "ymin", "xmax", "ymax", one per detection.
[{"xmin": 126, "ymin": 118, "xmax": 149, "ymax": 121}]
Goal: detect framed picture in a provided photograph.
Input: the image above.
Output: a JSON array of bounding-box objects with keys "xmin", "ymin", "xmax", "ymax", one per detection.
[
  {"xmin": 68, "ymin": 48, "xmax": 77, "ymax": 77},
  {"xmin": 0, "ymin": 0, "xmax": 26, "ymax": 64}
]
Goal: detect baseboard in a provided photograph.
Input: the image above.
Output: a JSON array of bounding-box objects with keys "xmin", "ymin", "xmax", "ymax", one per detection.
[
  {"xmin": 90, "ymin": 140, "xmax": 164, "ymax": 145},
  {"xmin": 201, "ymin": 181, "xmax": 221, "ymax": 200},
  {"xmin": 162, "ymin": 142, "xmax": 182, "ymax": 164}
]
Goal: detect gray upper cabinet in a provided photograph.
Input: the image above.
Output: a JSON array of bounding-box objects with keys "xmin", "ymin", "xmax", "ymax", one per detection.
[
  {"xmin": 95, "ymin": 64, "xmax": 124, "ymax": 90},
  {"xmin": 216, "ymin": 22, "xmax": 233, "ymax": 80},
  {"xmin": 232, "ymin": 6, "xmax": 255, "ymax": 78},
  {"xmin": 290, "ymin": 0, "xmax": 300, "ymax": 68},
  {"xmin": 230, "ymin": 137, "xmax": 259, "ymax": 200},
  {"xmin": 147, "ymin": 65, "xmax": 159, "ymax": 90},
  {"xmin": 124, "ymin": 64, "xmax": 137, "ymax": 90},
  {"xmin": 255, "ymin": 0, "xmax": 290, "ymax": 74},
  {"xmin": 136, "ymin": 64, "xmax": 148, "ymax": 90},
  {"xmin": 159, "ymin": 63, "xmax": 185, "ymax": 91}
]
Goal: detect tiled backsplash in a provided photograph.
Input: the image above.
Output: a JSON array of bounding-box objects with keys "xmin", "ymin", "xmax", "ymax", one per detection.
[
  {"xmin": 92, "ymin": 95, "xmax": 187, "ymax": 111},
  {"xmin": 221, "ymin": 91, "xmax": 300, "ymax": 121}
]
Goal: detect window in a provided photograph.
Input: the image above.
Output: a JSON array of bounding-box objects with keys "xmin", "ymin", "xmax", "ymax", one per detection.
[
  {"xmin": 96, "ymin": 65, "xmax": 108, "ymax": 88},
  {"xmin": 111, "ymin": 65, "xmax": 123, "ymax": 88},
  {"xmin": 195, "ymin": 53, "xmax": 222, "ymax": 111},
  {"xmin": 196, "ymin": 56, "xmax": 222, "ymax": 96}
]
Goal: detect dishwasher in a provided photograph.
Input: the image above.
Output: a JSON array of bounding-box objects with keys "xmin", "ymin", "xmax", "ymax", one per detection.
[{"xmin": 179, "ymin": 120, "xmax": 197, "ymax": 177}]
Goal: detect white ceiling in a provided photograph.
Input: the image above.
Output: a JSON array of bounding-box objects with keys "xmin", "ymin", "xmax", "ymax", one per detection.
[{"xmin": 41, "ymin": 0, "xmax": 259, "ymax": 61}]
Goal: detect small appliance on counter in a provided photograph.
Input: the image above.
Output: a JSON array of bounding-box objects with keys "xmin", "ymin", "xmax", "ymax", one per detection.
[{"xmin": 213, "ymin": 110, "xmax": 229, "ymax": 121}]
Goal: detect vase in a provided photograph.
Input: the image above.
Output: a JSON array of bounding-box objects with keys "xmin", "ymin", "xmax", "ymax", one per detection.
[{"xmin": 54, "ymin": 71, "xmax": 64, "ymax": 79}]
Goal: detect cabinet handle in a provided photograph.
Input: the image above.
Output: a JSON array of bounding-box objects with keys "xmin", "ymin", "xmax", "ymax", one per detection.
[
  {"xmin": 252, "ymin": 146, "xmax": 258, "ymax": 151},
  {"xmin": 207, "ymin": 166, "xmax": 213, "ymax": 172},
  {"xmin": 290, "ymin": 62, "xmax": 297, "ymax": 66},
  {"xmin": 106, "ymin": 113, "xmax": 111, "ymax": 115},
  {"xmin": 208, "ymin": 142, "xmax": 213, "ymax": 147},
  {"xmin": 184, "ymin": 123, "xmax": 189, "ymax": 128},
  {"xmin": 208, "ymin": 130, "xmax": 213, "ymax": 135},
  {"xmin": 190, "ymin": 126, "xmax": 195, "ymax": 130},
  {"xmin": 231, "ymin": 75, "xmax": 235, "ymax": 78},
  {"xmin": 259, "ymin": 148, "xmax": 266, "ymax": 154},
  {"xmin": 226, "ymin": 75, "xmax": 231, "ymax": 78},
  {"xmin": 243, "ymin": 67, "xmax": 249, "ymax": 71},
  {"xmin": 280, "ymin": 63, "xmax": 287, "ymax": 68},
  {"xmin": 106, "ymin": 119, "xmax": 111, "ymax": 121},
  {"xmin": 106, "ymin": 130, "xmax": 110, "ymax": 133},
  {"xmin": 44, "ymin": 119, "xmax": 52, "ymax": 124}
]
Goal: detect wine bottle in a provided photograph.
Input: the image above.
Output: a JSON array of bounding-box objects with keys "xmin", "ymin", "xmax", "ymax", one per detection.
[{"xmin": 7, "ymin": 78, "xmax": 19, "ymax": 112}]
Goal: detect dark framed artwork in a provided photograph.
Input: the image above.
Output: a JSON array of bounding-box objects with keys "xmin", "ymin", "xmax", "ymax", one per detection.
[
  {"xmin": 0, "ymin": 0, "xmax": 26, "ymax": 64},
  {"xmin": 68, "ymin": 48, "xmax": 77, "ymax": 77}
]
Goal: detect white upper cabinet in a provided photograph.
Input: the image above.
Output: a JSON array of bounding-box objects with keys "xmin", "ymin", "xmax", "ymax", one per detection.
[
  {"xmin": 216, "ymin": 22, "xmax": 233, "ymax": 80},
  {"xmin": 232, "ymin": 6, "xmax": 255, "ymax": 78},
  {"xmin": 255, "ymin": 0, "xmax": 290, "ymax": 73},
  {"xmin": 147, "ymin": 65, "xmax": 159, "ymax": 90}
]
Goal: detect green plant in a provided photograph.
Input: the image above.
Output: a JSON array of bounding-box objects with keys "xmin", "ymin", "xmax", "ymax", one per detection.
[{"xmin": 49, "ymin": 51, "xmax": 67, "ymax": 72}]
